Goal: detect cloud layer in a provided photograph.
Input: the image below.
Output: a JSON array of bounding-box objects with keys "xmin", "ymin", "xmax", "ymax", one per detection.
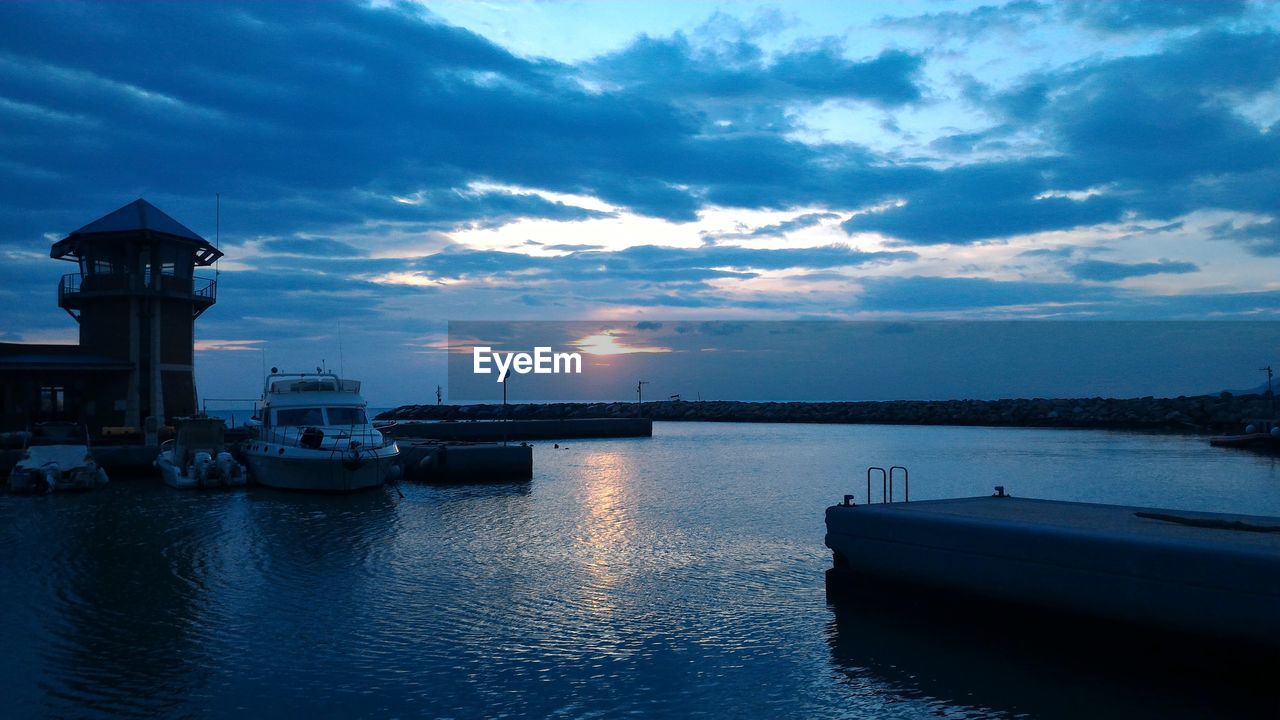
[{"xmin": 0, "ymin": 1, "xmax": 1277, "ymax": 401}]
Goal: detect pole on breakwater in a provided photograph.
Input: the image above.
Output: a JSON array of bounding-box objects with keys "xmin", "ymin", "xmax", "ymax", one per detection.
[{"xmin": 1263, "ymin": 366, "xmax": 1274, "ymax": 417}]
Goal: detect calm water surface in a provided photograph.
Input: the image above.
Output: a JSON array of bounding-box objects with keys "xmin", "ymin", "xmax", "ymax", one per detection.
[{"xmin": 2, "ymin": 423, "xmax": 1278, "ymax": 719}]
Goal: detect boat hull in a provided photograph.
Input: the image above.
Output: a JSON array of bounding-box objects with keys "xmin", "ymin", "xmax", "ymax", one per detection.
[
  {"xmin": 240, "ymin": 442, "xmax": 400, "ymax": 492},
  {"xmin": 8, "ymin": 444, "xmax": 108, "ymax": 494}
]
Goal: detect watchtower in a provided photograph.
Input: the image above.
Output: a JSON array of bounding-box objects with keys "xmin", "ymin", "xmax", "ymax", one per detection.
[{"xmin": 49, "ymin": 199, "xmax": 221, "ymax": 427}]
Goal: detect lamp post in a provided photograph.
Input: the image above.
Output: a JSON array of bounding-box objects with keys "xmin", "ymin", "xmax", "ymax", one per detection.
[
  {"xmin": 636, "ymin": 380, "xmax": 649, "ymax": 417},
  {"xmin": 502, "ymin": 374, "xmax": 511, "ymax": 445},
  {"xmin": 1263, "ymin": 365, "xmax": 1274, "ymax": 417}
]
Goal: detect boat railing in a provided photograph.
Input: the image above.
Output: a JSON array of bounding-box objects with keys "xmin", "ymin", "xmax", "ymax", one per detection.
[
  {"xmin": 266, "ymin": 374, "xmax": 360, "ymax": 394},
  {"xmin": 265, "ymin": 426, "xmax": 397, "ymax": 451}
]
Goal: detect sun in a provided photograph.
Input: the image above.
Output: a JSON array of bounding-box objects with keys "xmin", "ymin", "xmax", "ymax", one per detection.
[{"xmin": 571, "ymin": 332, "xmax": 670, "ymax": 355}]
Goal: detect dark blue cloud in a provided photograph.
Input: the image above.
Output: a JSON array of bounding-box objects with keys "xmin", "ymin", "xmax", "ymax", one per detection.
[
  {"xmin": 844, "ymin": 160, "xmax": 1127, "ymax": 244},
  {"xmin": 410, "ymin": 243, "xmax": 915, "ymax": 283},
  {"xmin": 590, "ymin": 35, "xmax": 925, "ymax": 108},
  {"xmin": 704, "ymin": 211, "xmax": 840, "ymax": 243},
  {"xmin": 0, "ymin": 2, "xmax": 728, "ymax": 236},
  {"xmin": 1207, "ymin": 219, "xmax": 1280, "ymax": 257},
  {"xmin": 1064, "ymin": 0, "xmax": 1249, "ymax": 31},
  {"xmin": 1066, "ymin": 259, "xmax": 1199, "ymax": 282},
  {"xmin": 856, "ymin": 276, "xmax": 1124, "ymax": 312},
  {"xmin": 0, "ymin": 0, "xmax": 1275, "ymax": 349},
  {"xmin": 1018, "ymin": 247, "xmax": 1078, "ymax": 258},
  {"xmin": 847, "ymin": 28, "xmax": 1280, "ymax": 245},
  {"xmin": 877, "ymin": 1, "xmax": 1050, "ymax": 38},
  {"xmin": 259, "ymin": 237, "xmax": 368, "ymax": 257}
]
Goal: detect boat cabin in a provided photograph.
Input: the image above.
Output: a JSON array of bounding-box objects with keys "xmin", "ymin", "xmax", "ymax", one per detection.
[{"xmin": 259, "ymin": 372, "xmax": 371, "ymax": 431}]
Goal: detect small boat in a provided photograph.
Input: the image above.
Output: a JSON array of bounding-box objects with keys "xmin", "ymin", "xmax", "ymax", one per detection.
[
  {"xmin": 155, "ymin": 417, "xmax": 247, "ymax": 489},
  {"xmin": 8, "ymin": 422, "xmax": 109, "ymax": 494},
  {"xmin": 1209, "ymin": 418, "xmax": 1280, "ymax": 450},
  {"xmin": 240, "ymin": 370, "xmax": 401, "ymax": 491}
]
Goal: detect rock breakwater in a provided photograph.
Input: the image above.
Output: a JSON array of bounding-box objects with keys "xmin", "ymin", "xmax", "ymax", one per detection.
[{"xmin": 380, "ymin": 393, "xmax": 1276, "ymax": 432}]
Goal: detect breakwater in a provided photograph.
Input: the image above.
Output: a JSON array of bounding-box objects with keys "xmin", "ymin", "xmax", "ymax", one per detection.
[
  {"xmin": 380, "ymin": 393, "xmax": 1277, "ymax": 432},
  {"xmin": 387, "ymin": 418, "xmax": 651, "ymax": 442}
]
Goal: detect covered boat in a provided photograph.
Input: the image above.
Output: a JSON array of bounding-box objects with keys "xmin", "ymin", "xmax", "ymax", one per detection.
[
  {"xmin": 8, "ymin": 422, "xmax": 109, "ymax": 494},
  {"xmin": 240, "ymin": 371, "xmax": 400, "ymax": 491},
  {"xmin": 156, "ymin": 417, "xmax": 247, "ymax": 488}
]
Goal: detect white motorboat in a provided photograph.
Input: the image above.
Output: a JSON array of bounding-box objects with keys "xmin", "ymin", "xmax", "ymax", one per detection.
[
  {"xmin": 240, "ymin": 371, "xmax": 400, "ymax": 491},
  {"xmin": 8, "ymin": 422, "xmax": 109, "ymax": 494},
  {"xmin": 156, "ymin": 417, "xmax": 247, "ymax": 489}
]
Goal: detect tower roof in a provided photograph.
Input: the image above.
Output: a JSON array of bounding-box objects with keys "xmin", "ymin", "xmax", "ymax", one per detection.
[
  {"xmin": 70, "ymin": 198, "xmax": 204, "ymax": 241},
  {"xmin": 51, "ymin": 198, "xmax": 222, "ymax": 265}
]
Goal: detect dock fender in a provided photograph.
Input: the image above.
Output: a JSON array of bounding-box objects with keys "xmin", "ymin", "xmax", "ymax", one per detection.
[
  {"xmin": 416, "ymin": 450, "xmax": 440, "ymax": 472},
  {"xmin": 342, "ymin": 445, "xmax": 366, "ymax": 471}
]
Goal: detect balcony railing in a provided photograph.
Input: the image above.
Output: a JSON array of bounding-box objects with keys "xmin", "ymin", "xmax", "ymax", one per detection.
[
  {"xmin": 193, "ymin": 275, "xmax": 216, "ymax": 300},
  {"xmin": 58, "ymin": 272, "xmax": 217, "ymax": 304}
]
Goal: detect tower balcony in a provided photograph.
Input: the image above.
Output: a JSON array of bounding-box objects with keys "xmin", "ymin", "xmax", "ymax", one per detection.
[{"xmin": 58, "ymin": 272, "xmax": 217, "ymax": 320}]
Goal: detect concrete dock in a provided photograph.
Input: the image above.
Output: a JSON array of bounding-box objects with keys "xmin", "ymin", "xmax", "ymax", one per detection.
[
  {"xmin": 397, "ymin": 441, "xmax": 532, "ymax": 483},
  {"xmin": 387, "ymin": 417, "xmax": 651, "ymax": 442},
  {"xmin": 826, "ymin": 494, "xmax": 1280, "ymax": 647}
]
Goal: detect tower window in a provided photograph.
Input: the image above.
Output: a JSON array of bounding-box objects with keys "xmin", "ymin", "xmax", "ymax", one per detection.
[{"xmin": 39, "ymin": 386, "xmax": 65, "ymax": 414}]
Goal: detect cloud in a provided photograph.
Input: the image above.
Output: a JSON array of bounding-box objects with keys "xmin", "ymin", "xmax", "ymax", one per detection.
[
  {"xmin": 845, "ymin": 29, "xmax": 1280, "ymax": 245},
  {"xmin": 844, "ymin": 160, "xmax": 1127, "ymax": 244},
  {"xmin": 856, "ymin": 276, "xmax": 1123, "ymax": 312},
  {"xmin": 1064, "ymin": 0, "xmax": 1250, "ymax": 31},
  {"xmin": 194, "ymin": 339, "xmax": 265, "ymax": 352},
  {"xmin": 406, "ymin": 242, "xmax": 916, "ymax": 283},
  {"xmin": 1066, "ymin": 259, "xmax": 1200, "ymax": 282},
  {"xmin": 1207, "ymin": 219, "xmax": 1280, "ymax": 257},
  {"xmin": 0, "ymin": 0, "xmax": 1276, "ymax": 370},
  {"xmin": 877, "ymin": 1, "xmax": 1050, "ymax": 39},
  {"xmin": 704, "ymin": 211, "xmax": 840, "ymax": 243},
  {"xmin": 589, "ymin": 34, "xmax": 926, "ymax": 109},
  {"xmin": 1018, "ymin": 247, "xmax": 1078, "ymax": 258},
  {"xmin": 259, "ymin": 237, "xmax": 368, "ymax": 257}
]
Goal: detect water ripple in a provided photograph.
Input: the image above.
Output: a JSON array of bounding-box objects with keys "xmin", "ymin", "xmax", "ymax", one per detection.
[{"xmin": 2, "ymin": 424, "xmax": 1277, "ymax": 718}]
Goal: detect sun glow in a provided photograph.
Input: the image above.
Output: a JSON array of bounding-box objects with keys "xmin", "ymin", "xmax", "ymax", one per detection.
[{"xmin": 571, "ymin": 332, "xmax": 671, "ymax": 355}]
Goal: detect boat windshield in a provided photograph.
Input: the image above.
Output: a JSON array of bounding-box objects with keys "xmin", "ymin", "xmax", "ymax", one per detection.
[
  {"xmin": 276, "ymin": 408, "xmax": 325, "ymax": 426},
  {"xmin": 327, "ymin": 407, "xmax": 368, "ymax": 425}
]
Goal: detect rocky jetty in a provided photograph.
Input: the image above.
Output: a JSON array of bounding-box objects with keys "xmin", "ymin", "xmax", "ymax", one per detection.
[{"xmin": 380, "ymin": 393, "xmax": 1276, "ymax": 432}]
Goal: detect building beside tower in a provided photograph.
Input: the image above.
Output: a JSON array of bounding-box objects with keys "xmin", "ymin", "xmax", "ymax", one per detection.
[{"xmin": 0, "ymin": 199, "xmax": 220, "ymax": 433}]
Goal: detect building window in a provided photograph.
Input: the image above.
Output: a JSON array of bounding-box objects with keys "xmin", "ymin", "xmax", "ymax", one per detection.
[{"xmin": 40, "ymin": 386, "xmax": 65, "ymax": 415}]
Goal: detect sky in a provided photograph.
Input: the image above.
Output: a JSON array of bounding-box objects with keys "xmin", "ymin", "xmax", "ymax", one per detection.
[{"xmin": 0, "ymin": 1, "xmax": 1278, "ymax": 405}]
